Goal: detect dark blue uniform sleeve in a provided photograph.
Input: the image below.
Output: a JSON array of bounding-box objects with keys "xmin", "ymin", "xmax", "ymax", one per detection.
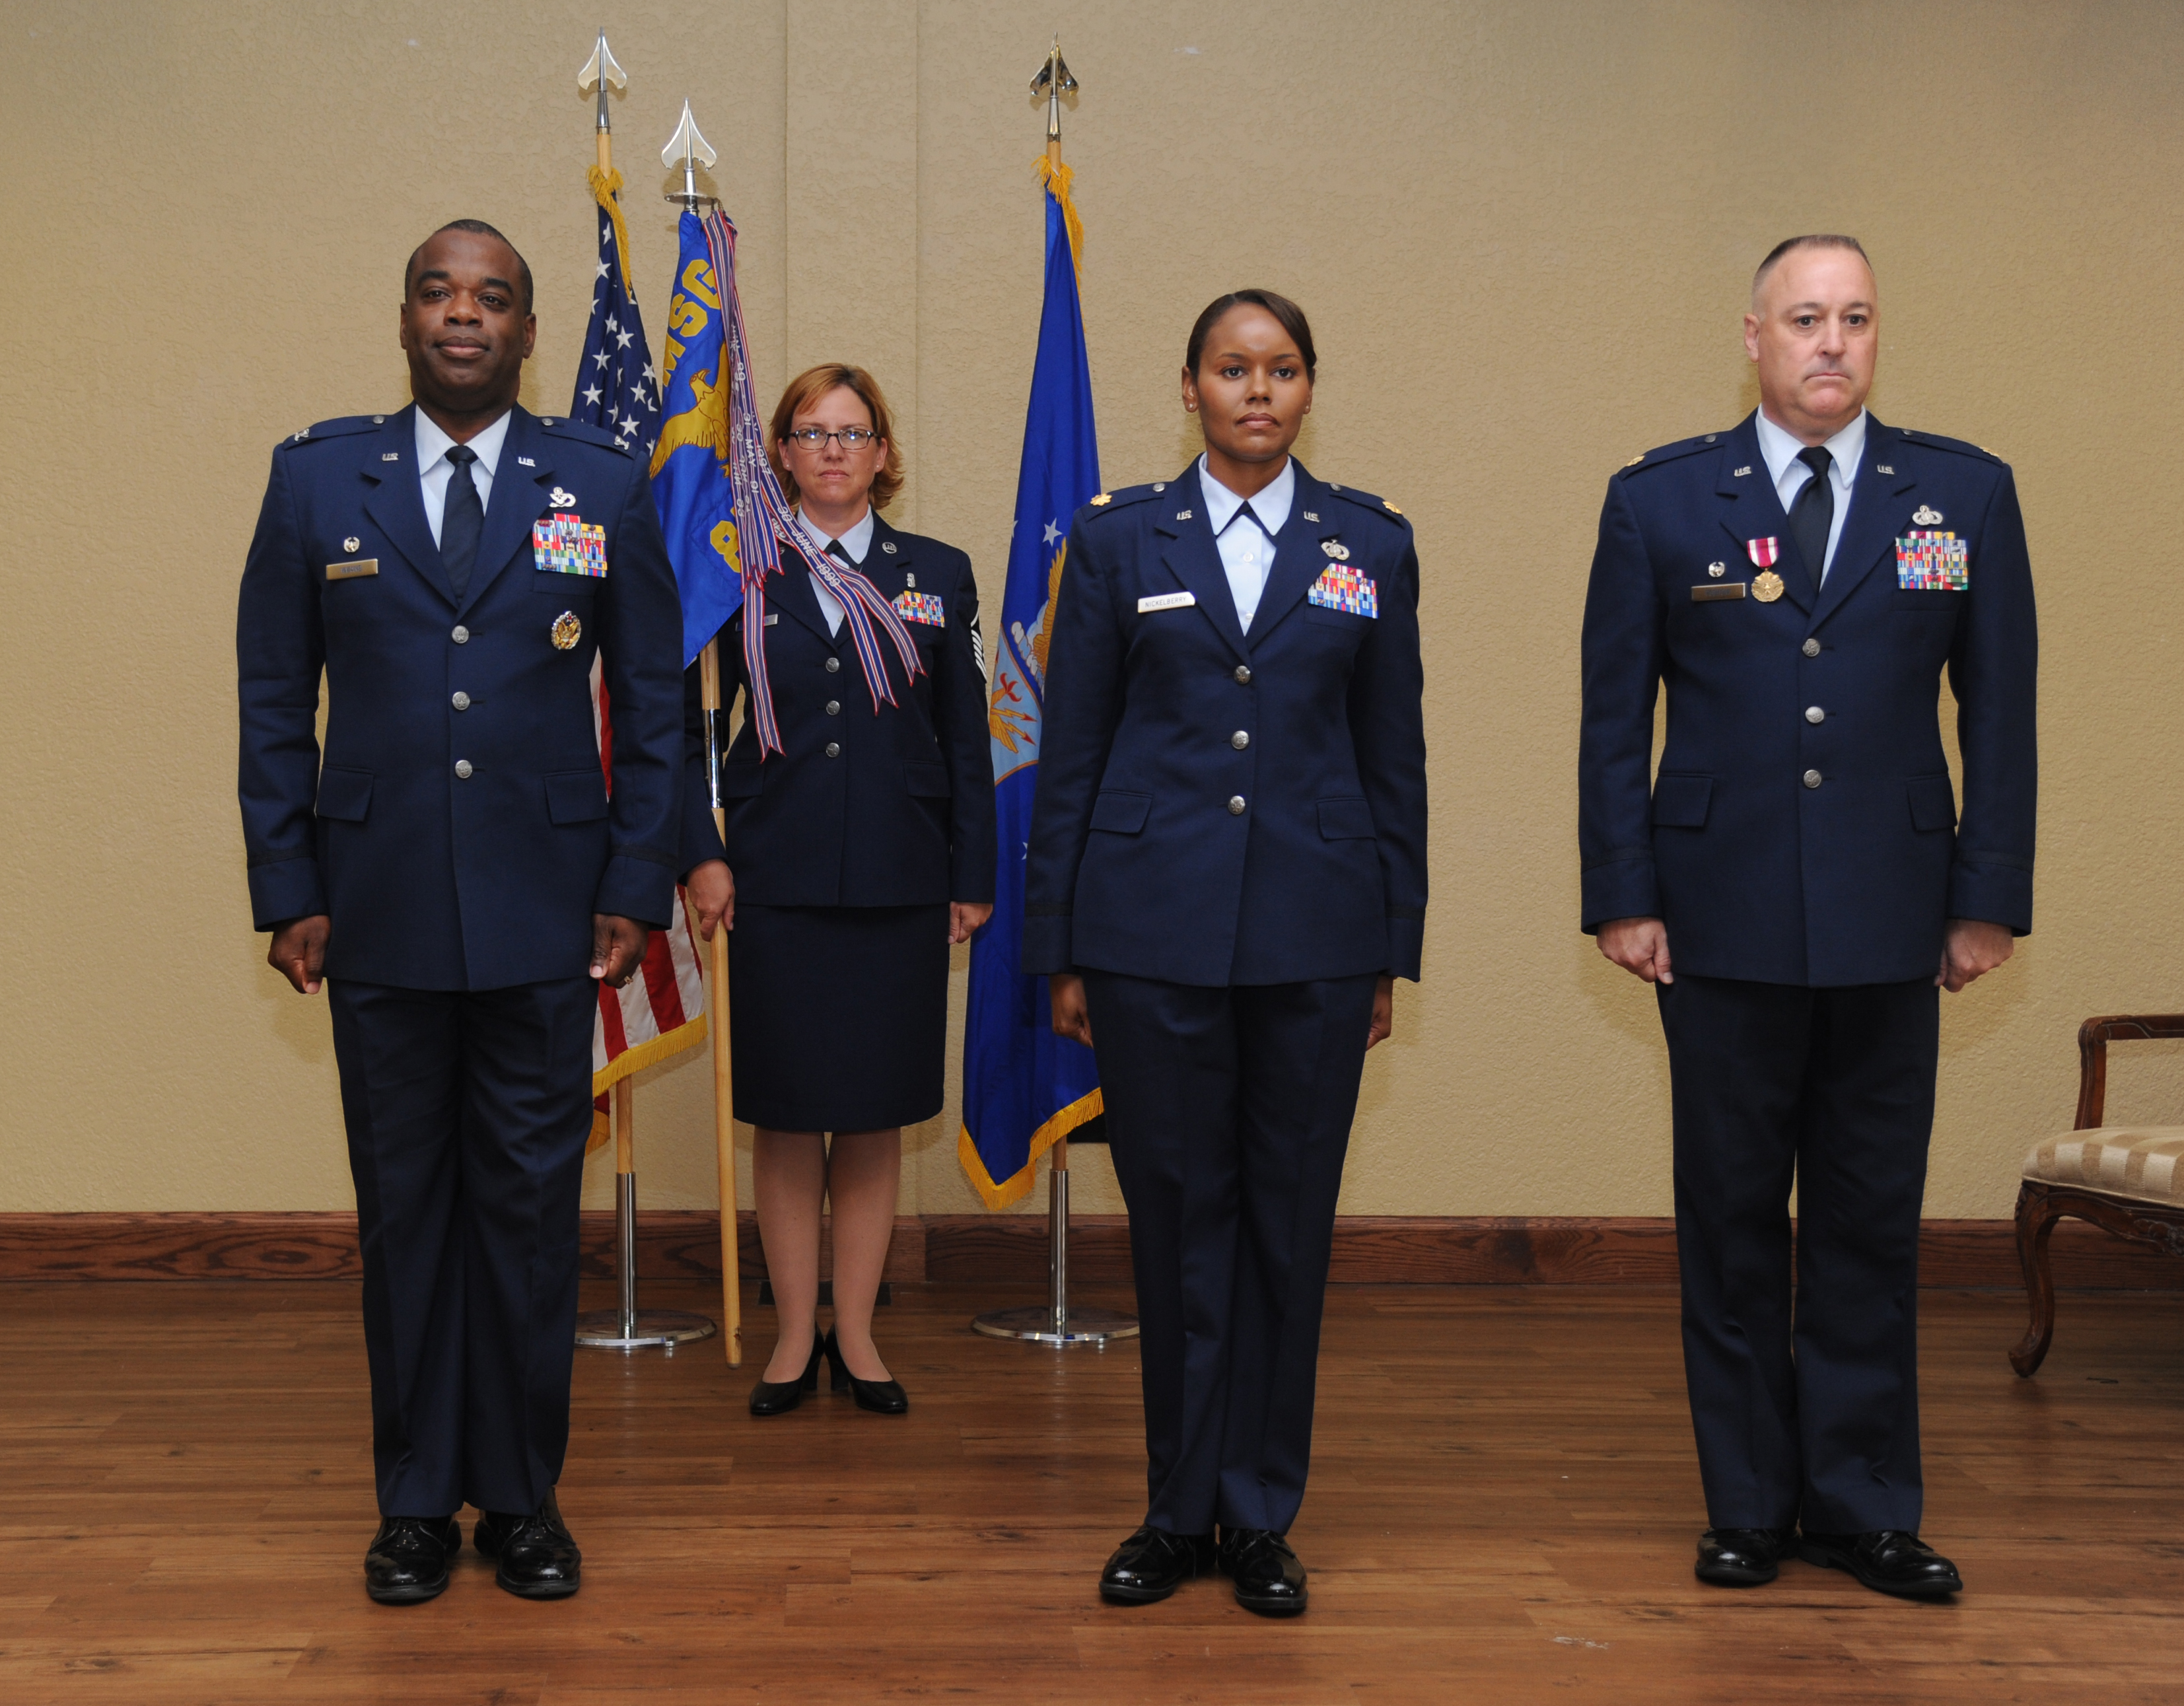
[
  {"xmin": 939, "ymin": 549, "xmax": 998, "ymax": 903},
  {"xmin": 1946, "ymin": 470, "xmax": 2038, "ymax": 931},
  {"xmin": 1022, "ymin": 513, "xmax": 1125, "ymax": 974},
  {"xmin": 592, "ymin": 456, "xmax": 686, "ymax": 925},
  {"xmin": 236, "ymin": 448, "xmax": 329, "ymax": 931},
  {"xmin": 679, "ymin": 657, "xmax": 728, "ymax": 877},
  {"xmin": 1577, "ymin": 476, "xmax": 1667, "ymax": 931},
  {"xmin": 1351, "ymin": 522, "xmax": 1429, "ymax": 979}
]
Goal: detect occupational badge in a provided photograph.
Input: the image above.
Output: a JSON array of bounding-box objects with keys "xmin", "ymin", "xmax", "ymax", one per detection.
[
  {"xmin": 1896, "ymin": 530, "xmax": 1969, "ymax": 592},
  {"xmin": 1306, "ymin": 564, "xmax": 1378, "ymax": 618},
  {"xmin": 532, "ymin": 514, "xmax": 608, "ymax": 577},
  {"xmin": 343, "ymin": 535, "xmax": 361, "ymax": 553},
  {"xmin": 1321, "ymin": 540, "xmax": 1351, "ymax": 562},
  {"xmin": 1911, "ymin": 504, "xmax": 1944, "ymax": 526},
  {"xmin": 549, "ymin": 486, "xmax": 578, "ymax": 509},
  {"xmin": 1707, "ymin": 561, "xmax": 1726, "ymax": 578},
  {"xmin": 894, "ymin": 590, "xmax": 946, "ymax": 627},
  {"xmin": 551, "ymin": 611, "xmax": 582, "ymax": 651}
]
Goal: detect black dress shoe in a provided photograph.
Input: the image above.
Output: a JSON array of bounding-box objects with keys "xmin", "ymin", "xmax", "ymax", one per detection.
[
  {"xmin": 823, "ymin": 1328, "xmax": 908, "ymax": 1414},
  {"xmin": 364, "ymin": 1515, "xmax": 460, "ymax": 1605},
  {"xmin": 474, "ymin": 1488, "xmax": 582, "ymax": 1600},
  {"xmin": 750, "ymin": 1332, "xmax": 826, "ymax": 1416},
  {"xmin": 1798, "ymin": 1530, "xmax": 1963, "ymax": 1599},
  {"xmin": 1099, "ymin": 1525, "xmax": 1216, "ymax": 1604},
  {"xmin": 1217, "ymin": 1527, "xmax": 1308, "ymax": 1616},
  {"xmin": 1695, "ymin": 1526, "xmax": 1794, "ymax": 1586}
]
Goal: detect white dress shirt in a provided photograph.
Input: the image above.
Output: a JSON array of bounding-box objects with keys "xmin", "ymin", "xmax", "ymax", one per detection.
[
  {"xmin": 1754, "ymin": 407, "xmax": 1866, "ymax": 582},
  {"xmin": 415, "ymin": 408, "xmax": 512, "ymax": 548},
  {"xmin": 796, "ymin": 506, "xmax": 874, "ymax": 638},
  {"xmin": 1198, "ymin": 454, "xmax": 1295, "ymax": 631}
]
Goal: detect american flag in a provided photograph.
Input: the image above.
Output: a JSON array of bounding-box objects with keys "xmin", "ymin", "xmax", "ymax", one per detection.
[{"xmin": 572, "ymin": 168, "xmax": 704, "ymax": 1151}]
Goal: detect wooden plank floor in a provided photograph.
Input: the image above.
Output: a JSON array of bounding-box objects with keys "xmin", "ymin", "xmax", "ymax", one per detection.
[{"xmin": 1, "ymin": 1279, "xmax": 2179, "ymax": 1704}]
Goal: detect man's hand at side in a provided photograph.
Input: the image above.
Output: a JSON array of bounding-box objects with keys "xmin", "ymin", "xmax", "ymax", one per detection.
[
  {"xmin": 590, "ymin": 914, "xmax": 651, "ymax": 987},
  {"xmin": 1598, "ymin": 916, "xmax": 1674, "ymax": 985},
  {"xmin": 685, "ymin": 861, "xmax": 734, "ymax": 941},
  {"xmin": 1049, "ymin": 972, "xmax": 1093, "ymax": 1048},
  {"xmin": 1938, "ymin": 918, "xmax": 2014, "ymax": 993},
  {"xmin": 268, "ymin": 915, "xmax": 331, "ymax": 995}
]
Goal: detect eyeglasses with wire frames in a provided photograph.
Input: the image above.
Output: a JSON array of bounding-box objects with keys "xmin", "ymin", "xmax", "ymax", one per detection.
[{"xmin": 783, "ymin": 425, "xmax": 878, "ymax": 452}]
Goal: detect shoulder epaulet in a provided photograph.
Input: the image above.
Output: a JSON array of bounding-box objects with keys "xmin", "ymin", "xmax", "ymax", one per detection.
[
  {"xmin": 1897, "ymin": 428, "xmax": 2005, "ymax": 466},
  {"xmin": 1615, "ymin": 431, "xmax": 1728, "ymax": 480},
  {"xmin": 1324, "ymin": 482, "xmax": 1410, "ymax": 526},
  {"xmin": 1078, "ymin": 481, "xmax": 1164, "ymax": 519},
  {"xmin": 537, "ymin": 415, "xmax": 632, "ymax": 455},
  {"xmin": 277, "ymin": 414, "xmax": 383, "ymax": 449}
]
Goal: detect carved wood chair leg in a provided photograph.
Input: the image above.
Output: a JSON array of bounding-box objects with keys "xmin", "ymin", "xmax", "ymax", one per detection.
[{"xmin": 2010, "ymin": 1181, "xmax": 2062, "ymax": 1378}]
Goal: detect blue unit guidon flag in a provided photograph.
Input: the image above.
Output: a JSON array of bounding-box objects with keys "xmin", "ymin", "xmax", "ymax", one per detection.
[{"xmin": 959, "ymin": 156, "xmax": 1104, "ymax": 1209}]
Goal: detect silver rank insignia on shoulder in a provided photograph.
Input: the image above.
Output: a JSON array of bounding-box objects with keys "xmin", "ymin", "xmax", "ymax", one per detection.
[
  {"xmin": 882, "ymin": 540, "xmax": 898, "ymax": 554},
  {"xmin": 1322, "ymin": 540, "xmax": 1351, "ymax": 561},
  {"xmin": 1707, "ymin": 561, "xmax": 1725, "ymax": 578},
  {"xmin": 1732, "ymin": 466, "xmax": 1751, "ymax": 477},
  {"xmin": 1301, "ymin": 511, "xmax": 1320, "ymax": 522},
  {"xmin": 343, "ymin": 536, "xmax": 361, "ymax": 553},
  {"xmin": 549, "ymin": 487, "xmax": 577, "ymax": 509},
  {"xmin": 292, "ymin": 430, "xmax": 308, "ymax": 443},
  {"xmin": 1912, "ymin": 503, "xmax": 1944, "ymax": 526}
]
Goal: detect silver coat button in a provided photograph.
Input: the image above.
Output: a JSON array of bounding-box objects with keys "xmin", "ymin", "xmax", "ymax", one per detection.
[
  {"xmin": 824, "ymin": 741, "xmax": 841, "ymax": 758},
  {"xmin": 452, "ymin": 625, "xmax": 470, "ymax": 644},
  {"xmin": 454, "ymin": 760, "xmax": 474, "ymax": 779},
  {"xmin": 1802, "ymin": 638, "xmax": 1821, "ymax": 658},
  {"xmin": 825, "ymin": 699, "xmax": 841, "ymax": 717},
  {"xmin": 1804, "ymin": 705, "xmax": 1824, "ymax": 724},
  {"xmin": 1228, "ymin": 795, "xmax": 1247, "ymax": 815},
  {"xmin": 452, "ymin": 692, "xmax": 471, "ymax": 711},
  {"xmin": 1234, "ymin": 664, "xmax": 1252, "ymax": 684},
  {"xmin": 1231, "ymin": 730, "xmax": 1250, "ymax": 750},
  {"xmin": 1802, "ymin": 769, "xmax": 1822, "ymax": 789},
  {"xmin": 825, "ymin": 656, "xmax": 841, "ymax": 673}
]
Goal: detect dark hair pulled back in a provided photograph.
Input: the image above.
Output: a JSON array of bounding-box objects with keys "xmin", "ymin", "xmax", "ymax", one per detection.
[{"xmin": 1185, "ymin": 289, "xmax": 1317, "ymax": 380}]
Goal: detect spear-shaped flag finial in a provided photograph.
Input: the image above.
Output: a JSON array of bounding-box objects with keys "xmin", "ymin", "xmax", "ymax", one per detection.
[
  {"xmin": 662, "ymin": 99, "xmax": 719, "ymax": 211},
  {"xmin": 578, "ymin": 30, "xmax": 626, "ymax": 133},
  {"xmin": 1030, "ymin": 36, "xmax": 1078, "ymax": 145}
]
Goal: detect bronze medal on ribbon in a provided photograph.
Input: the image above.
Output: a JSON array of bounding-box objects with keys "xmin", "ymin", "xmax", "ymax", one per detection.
[{"xmin": 1751, "ymin": 570, "xmax": 1785, "ymax": 604}]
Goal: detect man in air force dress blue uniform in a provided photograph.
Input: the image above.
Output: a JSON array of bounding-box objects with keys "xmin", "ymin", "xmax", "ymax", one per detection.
[
  {"xmin": 1578, "ymin": 236, "xmax": 2035, "ymax": 1599},
  {"xmin": 236, "ymin": 221, "xmax": 689, "ymax": 1605}
]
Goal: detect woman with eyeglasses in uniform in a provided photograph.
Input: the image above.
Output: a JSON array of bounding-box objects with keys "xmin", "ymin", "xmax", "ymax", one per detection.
[
  {"xmin": 682, "ymin": 363, "xmax": 995, "ymax": 1415},
  {"xmin": 1024, "ymin": 291, "xmax": 1428, "ymax": 1614}
]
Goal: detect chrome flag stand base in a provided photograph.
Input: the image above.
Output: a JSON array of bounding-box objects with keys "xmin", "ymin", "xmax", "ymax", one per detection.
[
  {"xmin": 577, "ymin": 1172, "xmax": 717, "ymax": 1353},
  {"xmin": 972, "ymin": 1145, "xmax": 1137, "ymax": 1347}
]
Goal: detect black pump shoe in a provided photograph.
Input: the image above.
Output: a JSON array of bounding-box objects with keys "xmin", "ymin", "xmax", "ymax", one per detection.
[
  {"xmin": 823, "ymin": 1328, "xmax": 908, "ymax": 1413},
  {"xmin": 750, "ymin": 1332, "xmax": 826, "ymax": 1416}
]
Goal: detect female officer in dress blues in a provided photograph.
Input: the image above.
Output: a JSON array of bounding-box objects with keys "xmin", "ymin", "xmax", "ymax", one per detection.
[
  {"xmin": 682, "ymin": 365, "xmax": 994, "ymax": 1415},
  {"xmin": 1024, "ymin": 291, "xmax": 1428, "ymax": 1615}
]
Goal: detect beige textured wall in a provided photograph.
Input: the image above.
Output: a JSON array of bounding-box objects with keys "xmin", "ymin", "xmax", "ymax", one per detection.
[{"xmin": 5, "ymin": 2, "xmax": 2181, "ymax": 1219}]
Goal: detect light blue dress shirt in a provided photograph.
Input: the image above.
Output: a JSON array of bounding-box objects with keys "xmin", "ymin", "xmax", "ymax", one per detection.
[
  {"xmin": 1198, "ymin": 453, "xmax": 1296, "ymax": 631},
  {"xmin": 1754, "ymin": 406, "xmax": 1867, "ymax": 582},
  {"xmin": 415, "ymin": 408, "xmax": 512, "ymax": 549}
]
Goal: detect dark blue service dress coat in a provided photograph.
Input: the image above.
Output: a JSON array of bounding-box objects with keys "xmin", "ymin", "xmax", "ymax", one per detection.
[
  {"xmin": 234, "ymin": 400, "xmax": 688, "ymax": 1519},
  {"xmin": 1578, "ymin": 411, "xmax": 2037, "ymax": 985},
  {"xmin": 1023, "ymin": 462, "xmax": 1427, "ymax": 986},
  {"xmin": 238, "ymin": 404, "xmax": 690, "ymax": 982}
]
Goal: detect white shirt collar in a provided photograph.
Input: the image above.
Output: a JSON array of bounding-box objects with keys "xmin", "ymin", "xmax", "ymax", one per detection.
[
  {"xmin": 1754, "ymin": 406, "xmax": 1866, "ymax": 498},
  {"xmin": 415, "ymin": 406, "xmax": 512, "ymax": 481},
  {"xmin": 1197, "ymin": 454, "xmax": 1295, "ymax": 538},
  {"xmin": 797, "ymin": 505, "xmax": 876, "ymax": 564}
]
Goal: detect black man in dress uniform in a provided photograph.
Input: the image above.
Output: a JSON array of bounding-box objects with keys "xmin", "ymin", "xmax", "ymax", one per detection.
[
  {"xmin": 1579, "ymin": 235, "xmax": 2036, "ymax": 1600},
  {"xmin": 236, "ymin": 220, "xmax": 691, "ymax": 1604}
]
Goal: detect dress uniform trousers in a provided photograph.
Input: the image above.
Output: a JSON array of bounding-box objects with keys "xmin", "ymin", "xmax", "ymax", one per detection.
[
  {"xmin": 1084, "ymin": 969, "xmax": 1379, "ymax": 1537},
  {"xmin": 1657, "ymin": 973, "xmax": 1938, "ymax": 1534},
  {"xmin": 328, "ymin": 975, "xmax": 598, "ymax": 1518}
]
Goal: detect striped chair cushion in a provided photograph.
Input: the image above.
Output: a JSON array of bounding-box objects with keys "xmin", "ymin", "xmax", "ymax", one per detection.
[{"xmin": 2024, "ymin": 1128, "xmax": 2184, "ymax": 1207}]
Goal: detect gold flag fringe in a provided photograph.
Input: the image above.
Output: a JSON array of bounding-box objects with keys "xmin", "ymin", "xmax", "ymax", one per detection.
[{"xmin": 1033, "ymin": 155, "xmax": 1085, "ymax": 277}]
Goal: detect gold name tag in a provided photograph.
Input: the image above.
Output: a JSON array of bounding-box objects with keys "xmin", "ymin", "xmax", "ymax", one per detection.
[
  {"xmin": 1691, "ymin": 582, "xmax": 1745, "ymax": 602},
  {"xmin": 326, "ymin": 559, "xmax": 379, "ymax": 581}
]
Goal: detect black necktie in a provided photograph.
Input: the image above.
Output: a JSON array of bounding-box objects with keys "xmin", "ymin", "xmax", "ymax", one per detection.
[
  {"xmin": 440, "ymin": 444, "xmax": 483, "ymax": 600},
  {"xmin": 824, "ymin": 538, "xmax": 855, "ymax": 567},
  {"xmin": 1786, "ymin": 446, "xmax": 1833, "ymax": 592}
]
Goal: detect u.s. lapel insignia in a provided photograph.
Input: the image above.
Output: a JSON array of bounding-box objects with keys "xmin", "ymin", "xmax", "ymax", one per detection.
[
  {"xmin": 1321, "ymin": 539, "xmax": 1351, "ymax": 562},
  {"xmin": 551, "ymin": 611, "xmax": 582, "ymax": 651},
  {"xmin": 381, "ymin": 452, "xmax": 400, "ymax": 462},
  {"xmin": 549, "ymin": 486, "xmax": 578, "ymax": 509},
  {"xmin": 1875, "ymin": 464, "xmax": 1895, "ymax": 475},
  {"xmin": 1176, "ymin": 509, "xmax": 1193, "ymax": 521},
  {"xmin": 1911, "ymin": 503, "xmax": 1944, "ymax": 526},
  {"xmin": 1301, "ymin": 511, "xmax": 1320, "ymax": 522},
  {"xmin": 1732, "ymin": 465, "xmax": 1751, "ymax": 478},
  {"xmin": 516, "ymin": 456, "xmax": 536, "ymax": 468}
]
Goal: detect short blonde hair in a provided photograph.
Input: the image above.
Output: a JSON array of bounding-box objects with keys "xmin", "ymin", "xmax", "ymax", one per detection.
[{"xmin": 767, "ymin": 363, "xmax": 904, "ymax": 512}]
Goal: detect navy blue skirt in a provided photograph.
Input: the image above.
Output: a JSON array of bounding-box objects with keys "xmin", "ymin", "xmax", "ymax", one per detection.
[{"xmin": 726, "ymin": 903, "xmax": 950, "ymax": 1131}]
